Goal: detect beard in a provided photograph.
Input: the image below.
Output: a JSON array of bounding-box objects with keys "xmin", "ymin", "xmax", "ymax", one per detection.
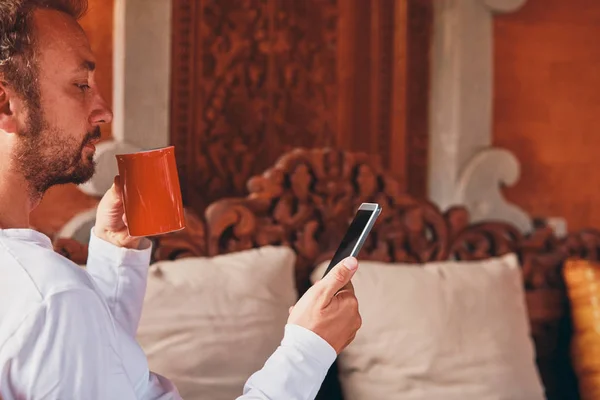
[{"xmin": 12, "ymin": 104, "xmax": 100, "ymax": 197}]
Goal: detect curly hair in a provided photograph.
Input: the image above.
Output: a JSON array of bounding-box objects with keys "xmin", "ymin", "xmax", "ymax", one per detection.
[{"xmin": 0, "ymin": 0, "xmax": 88, "ymax": 104}]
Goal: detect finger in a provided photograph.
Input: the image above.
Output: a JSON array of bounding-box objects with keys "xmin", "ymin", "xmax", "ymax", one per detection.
[
  {"xmin": 335, "ymin": 291, "xmax": 359, "ymax": 312},
  {"xmin": 318, "ymin": 257, "xmax": 358, "ymax": 302},
  {"xmin": 115, "ymin": 175, "xmax": 129, "ymax": 227},
  {"xmin": 338, "ymin": 280, "xmax": 355, "ymax": 295},
  {"xmin": 334, "ymin": 285, "xmax": 354, "ymax": 299},
  {"xmin": 114, "ymin": 175, "xmax": 123, "ymax": 197}
]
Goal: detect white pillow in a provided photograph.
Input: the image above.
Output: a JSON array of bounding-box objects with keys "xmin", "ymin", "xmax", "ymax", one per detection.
[
  {"xmin": 311, "ymin": 254, "xmax": 545, "ymax": 400},
  {"xmin": 137, "ymin": 246, "xmax": 298, "ymax": 400}
]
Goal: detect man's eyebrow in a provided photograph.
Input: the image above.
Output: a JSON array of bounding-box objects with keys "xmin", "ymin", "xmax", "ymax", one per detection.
[{"xmin": 76, "ymin": 60, "xmax": 96, "ymax": 72}]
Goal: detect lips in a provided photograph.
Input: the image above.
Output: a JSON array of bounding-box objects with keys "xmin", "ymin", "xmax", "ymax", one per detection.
[
  {"xmin": 83, "ymin": 140, "xmax": 99, "ymax": 154},
  {"xmin": 85, "ymin": 137, "xmax": 101, "ymax": 148}
]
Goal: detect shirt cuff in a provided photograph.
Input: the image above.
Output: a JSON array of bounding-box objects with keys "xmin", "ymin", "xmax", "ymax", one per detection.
[
  {"xmin": 88, "ymin": 227, "xmax": 153, "ymax": 267},
  {"xmin": 282, "ymin": 324, "xmax": 337, "ymax": 370}
]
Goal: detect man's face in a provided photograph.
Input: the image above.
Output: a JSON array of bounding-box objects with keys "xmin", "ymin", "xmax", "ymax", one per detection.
[{"xmin": 12, "ymin": 9, "xmax": 112, "ymax": 195}]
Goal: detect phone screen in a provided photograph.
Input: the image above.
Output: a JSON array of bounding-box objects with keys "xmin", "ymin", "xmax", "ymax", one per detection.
[{"xmin": 322, "ymin": 209, "xmax": 375, "ymax": 277}]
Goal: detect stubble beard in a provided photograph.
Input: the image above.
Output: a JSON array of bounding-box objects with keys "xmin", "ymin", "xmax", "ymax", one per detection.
[{"xmin": 12, "ymin": 102, "xmax": 99, "ymax": 199}]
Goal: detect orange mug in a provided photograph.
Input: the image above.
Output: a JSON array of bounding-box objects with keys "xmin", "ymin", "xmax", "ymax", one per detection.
[{"xmin": 116, "ymin": 146, "xmax": 186, "ymax": 237}]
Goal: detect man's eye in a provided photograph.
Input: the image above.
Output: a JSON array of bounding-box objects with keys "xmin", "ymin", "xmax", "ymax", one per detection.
[{"xmin": 75, "ymin": 83, "xmax": 91, "ymax": 92}]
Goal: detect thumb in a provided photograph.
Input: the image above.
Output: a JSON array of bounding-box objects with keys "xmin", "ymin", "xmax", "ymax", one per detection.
[{"xmin": 318, "ymin": 257, "xmax": 358, "ymax": 301}]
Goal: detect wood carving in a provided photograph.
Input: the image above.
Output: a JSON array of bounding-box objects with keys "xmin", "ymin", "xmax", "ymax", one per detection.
[
  {"xmin": 195, "ymin": 0, "xmax": 269, "ymax": 206},
  {"xmin": 150, "ymin": 209, "xmax": 207, "ymax": 262},
  {"xmin": 170, "ymin": 0, "xmax": 339, "ymax": 211},
  {"xmin": 271, "ymin": 0, "xmax": 338, "ymax": 150},
  {"xmin": 204, "ymin": 148, "xmax": 456, "ymax": 288},
  {"xmin": 169, "ymin": 0, "xmax": 432, "ymax": 213},
  {"xmin": 170, "ymin": 0, "xmax": 196, "ymax": 204},
  {"xmin": 405, "ymin": 0, "xmax": 432, "ymax": 197}
]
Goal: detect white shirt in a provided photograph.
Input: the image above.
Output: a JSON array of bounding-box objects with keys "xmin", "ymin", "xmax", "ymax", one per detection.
[{"xmin": 0, "ymin": 228, "xmax": 336, "ymax": 399}]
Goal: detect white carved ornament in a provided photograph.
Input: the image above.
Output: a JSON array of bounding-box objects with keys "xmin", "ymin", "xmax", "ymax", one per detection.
[{"xmin": 428, "ymin": 0, "xmax": 534, "ymax": 233}]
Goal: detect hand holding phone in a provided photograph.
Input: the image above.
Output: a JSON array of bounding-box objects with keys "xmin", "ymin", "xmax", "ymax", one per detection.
[
  {"xmin": 287, "ymin": 203, "xmax": 379, "ymax": 354},
  {"xmin": 288, "ymin": 257, "xmax": 361, "ymax": 354},
  {"xmin": 322, "ymin": 203, "xmax": 382, "ymax": 278}
]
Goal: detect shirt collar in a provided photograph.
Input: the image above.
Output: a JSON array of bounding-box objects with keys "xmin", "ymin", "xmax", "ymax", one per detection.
[{"xmin": 0, "ymin": 228, "xmax": 53, "ymax": 250}]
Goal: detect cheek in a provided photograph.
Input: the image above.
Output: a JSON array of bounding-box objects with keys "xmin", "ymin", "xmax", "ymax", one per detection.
[{"xmin": 40, "ymin": 93, "xmax": 89, "ymax": 135}]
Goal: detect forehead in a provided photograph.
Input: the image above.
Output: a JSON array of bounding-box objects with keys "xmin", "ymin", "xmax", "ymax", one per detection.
[{"xmin": 31, "ymin": 9, "xmax": 94, "ymax": 74}]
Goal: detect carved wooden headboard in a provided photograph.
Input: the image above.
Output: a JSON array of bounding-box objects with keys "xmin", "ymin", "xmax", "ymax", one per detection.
[{"xmin": 54, "ymin": 147, "xmax": 600, "ymax": 399}]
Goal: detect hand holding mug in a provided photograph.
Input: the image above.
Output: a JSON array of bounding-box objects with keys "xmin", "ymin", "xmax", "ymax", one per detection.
[
  {"xmin": 94, "ymin": 175, "xmax": 141, "ymax": 249},
  {"xmin": 95, "ymin": 146, "xmax": 186, "ymax": 248}
]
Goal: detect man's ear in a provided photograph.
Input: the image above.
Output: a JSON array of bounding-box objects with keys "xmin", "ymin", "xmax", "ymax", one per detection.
[{"xmin": 0, "ymin": 81, "xmax": 17, "ymax": 135}]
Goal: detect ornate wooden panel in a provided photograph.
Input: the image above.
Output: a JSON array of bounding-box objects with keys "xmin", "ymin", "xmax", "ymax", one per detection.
[
  {"xmin": 171, "ymin": 0, "xmax": 338, "ymax": 210},
  {"xmin": 406, "ymin": 0, "xmax": 432, "ymax": 198},
  {"xmin": 170, "ymin": 0, "xmax": 432, "ymax": 214},
  {"xmin": 170, "ymin": 0, "xmax": 197, "ymax": 205},
  {"xmin": 199, "ymin": 0, "xmax": 275, "ymax": 207},
  {"xmin": 271, "ymin": 0, "xmax": 338, "ymax": 152}
]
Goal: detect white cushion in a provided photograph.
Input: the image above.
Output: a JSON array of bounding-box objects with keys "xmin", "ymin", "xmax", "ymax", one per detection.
[
  {"xmin": 137, "ymin": 246, "xmax": 298, "ymax": 400},
  {"xmin": 311, "ymin": 254, "xmax": 545, "ymax": 400}
]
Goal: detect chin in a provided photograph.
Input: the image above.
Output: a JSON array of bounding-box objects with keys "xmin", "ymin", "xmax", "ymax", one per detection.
[
  {"xmin": 81, "ymin": 151, "xmax": 95, "ymax": 164},
  {"xmin": 70, "ymin": 162, "xmax": 96, "ymax": 185},
  {"xmin": 71, "ymin": 171, "xmax": 96, "ymax": 186}
]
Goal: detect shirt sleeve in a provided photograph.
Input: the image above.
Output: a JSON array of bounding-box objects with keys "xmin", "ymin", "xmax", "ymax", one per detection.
[
  {"xmin": 85, "ymin": 227, "xmax": 152, "ymax": 337},
  {"xmin": 0, "ymin": 288, "xmax": 138, "ymax": 400},
  {"xmin": 237, "ymin": 324, "xmax": 337, "ymax": 400}
]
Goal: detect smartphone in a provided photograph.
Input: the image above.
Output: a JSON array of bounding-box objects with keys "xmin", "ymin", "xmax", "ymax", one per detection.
[{"xmin": 322, "ymin": 202, "xmax": 382, "ymax": 277}]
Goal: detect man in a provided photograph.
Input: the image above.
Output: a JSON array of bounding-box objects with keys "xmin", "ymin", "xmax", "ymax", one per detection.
[{"xmin": 0, "ymin": 1, "xmax": 362, "ymax": 399}]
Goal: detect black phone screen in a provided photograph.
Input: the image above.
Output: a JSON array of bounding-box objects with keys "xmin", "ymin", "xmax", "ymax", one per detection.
[{"xmin": 322, "ymin": 209, "xmax": 374, "ymax": 277}]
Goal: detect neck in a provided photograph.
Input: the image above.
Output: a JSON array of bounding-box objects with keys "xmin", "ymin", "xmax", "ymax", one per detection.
[{"xmin": 0, "ymin": 169, "xmax": 38, "ymax": 230}]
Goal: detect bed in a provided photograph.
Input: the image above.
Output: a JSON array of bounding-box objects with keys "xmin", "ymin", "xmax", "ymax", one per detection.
[{"xmin": 54, "ymin": 147, "xmax": 599, "ymax": 399}]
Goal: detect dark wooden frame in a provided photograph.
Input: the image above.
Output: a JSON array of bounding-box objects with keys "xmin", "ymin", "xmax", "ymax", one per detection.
[{"xmin": 54, "ymin": 147, "xmax": 600, "ymax": 399}]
